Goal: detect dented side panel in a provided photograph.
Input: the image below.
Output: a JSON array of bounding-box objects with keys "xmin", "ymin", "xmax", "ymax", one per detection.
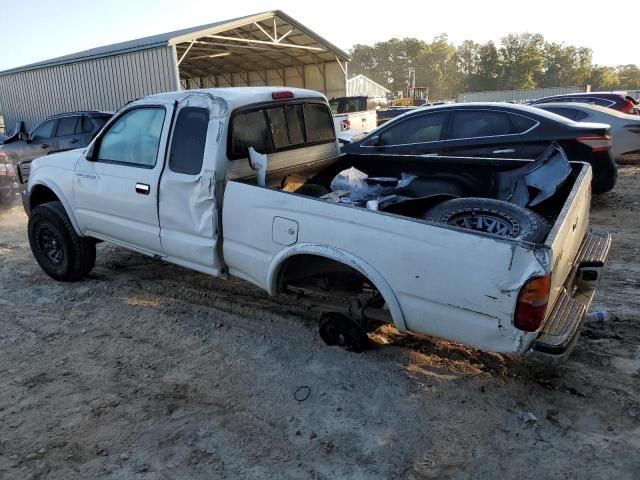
[
  {"xmin": 158, "ymin": 93, "xmax": 229, "ymax": 274},
  {"xmin": 223, "ymin": 181, "xmax": 550, "ymax": 354}
]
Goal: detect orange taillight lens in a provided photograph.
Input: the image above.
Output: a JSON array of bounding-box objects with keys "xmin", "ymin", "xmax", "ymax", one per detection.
[{"xmin": 514, "ymin": 274, "xmax": 551, "ymax": 332}]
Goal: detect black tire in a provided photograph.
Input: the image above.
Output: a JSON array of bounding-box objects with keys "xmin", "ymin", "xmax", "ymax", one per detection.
[
  {"xmin": 28, "ymin": 201, "xmax": 96, "ymax": 281},
  {"xmin": 590, "ymin": 160, "xmax": 618, "ymax": 195},
  {"xmin": 424, "ymin": 197, "xmax": 549, "ymax": 243},
  {"xmin": 319, "ymin": 313, "xmax": 371, "ymax": 353}
]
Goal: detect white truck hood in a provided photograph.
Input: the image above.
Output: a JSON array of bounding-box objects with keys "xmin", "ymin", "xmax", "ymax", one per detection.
[
  {"xmin": 28, "ymin": 148, "xmax": 84, "ymax": 190},
  {"xmin": 31, "ymin": 148, "xmax": 83, "ymax": 169}
]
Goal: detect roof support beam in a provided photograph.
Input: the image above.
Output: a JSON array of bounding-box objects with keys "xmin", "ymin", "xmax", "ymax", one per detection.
[
  {"xmin": 177, "ymin": 40, "xmax": 196, "ymax": 66},
  {"xmin": 335, "ymin": 56, "xmax": 347, "ymax": 75},
  {"xmin": 207, "ymin": 34, "xmax": 325, "ymax": 52},
  {"xmin": 252, "ymin": 20, "xmax": 294, "ymax": 44}
]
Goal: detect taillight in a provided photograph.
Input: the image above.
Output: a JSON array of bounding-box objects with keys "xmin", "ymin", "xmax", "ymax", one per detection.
[
  {"xmin": 272, "ymin": 91, "xmax": 294, "ymax": 100},
  {"xmin": 0, "ymin": 151, "xmax": 7, "ymax": 161},
  {"xmin": 514, "ymin": 274, "xmax": 551, "ymax": 331},
  {"xmin": 576, "ymin": 135, "xmax": 611, "ymax": 152},
  {"xmin": 0, "ymin": 163, "xmax": 15, "ymax": 176},
  {"xmin": 340, "ymin": 119, "xmax": 351, "ymax": 131},
  {"xmin": 624, "ymin": 124, "xmax": 640, "ymax": 134}
]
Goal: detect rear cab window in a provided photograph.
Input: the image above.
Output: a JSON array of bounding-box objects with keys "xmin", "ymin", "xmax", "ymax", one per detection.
[
  {"xmin": 228, "ymin": 100, "xmax": 335, "ymax": 160},
  {"xmin": 169, "ymin": 107, "xmax": 209, "ymax": 175}
]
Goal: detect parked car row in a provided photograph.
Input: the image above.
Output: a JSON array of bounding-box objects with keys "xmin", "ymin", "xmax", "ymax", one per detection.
[
  {"xmin": 529, "ymin": 91, "xmax": 640, "ymax": 115},
  {"xmin": 535, "ymin": 102, "xmax": 640, "ymax": 163},
  {"xmin": 337, "ymin": 91, "xmax": 640, "ymax": 196},
  {"xmin": 3, "ymin": 91, "xmax": 638, "ymax": 207},
  {"xmin": 343, "ymin": 102, "xmax": 618, "ymax": 193}
]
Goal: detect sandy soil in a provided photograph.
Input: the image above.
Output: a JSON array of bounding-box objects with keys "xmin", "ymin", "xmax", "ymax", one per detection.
[{"xmin": 0, "ymin": 167, "xmax": 639, "ymax": 480}]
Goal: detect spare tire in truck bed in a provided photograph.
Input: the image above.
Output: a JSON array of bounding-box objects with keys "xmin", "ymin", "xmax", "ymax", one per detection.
[{"xmin": 424, "ymin": 197, "xmax": 549, "ymax": 243}]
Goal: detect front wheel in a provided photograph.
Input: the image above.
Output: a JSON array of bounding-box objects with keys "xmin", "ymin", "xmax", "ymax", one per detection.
[{"xmin": 28, "ymin": 201, "xmax": 96, "ymax": 281}]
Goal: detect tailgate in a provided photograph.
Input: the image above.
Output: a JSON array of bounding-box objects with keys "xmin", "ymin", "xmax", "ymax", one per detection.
[{"xmin": 543, "ymin": 163, "xmax": 592, "ymax": 318}]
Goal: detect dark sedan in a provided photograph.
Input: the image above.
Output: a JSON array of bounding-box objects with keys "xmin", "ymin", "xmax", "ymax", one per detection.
[
  {"xmin": 529, "ymin": 91, "xmax": 639, "ymax": 115},
  {"xmin": 0, "ymin": 111, "xmax": 111, "ymax": 184},
  {"xmin": 342, "ymin": 103, "xmax": 617, "ymax": 193}
]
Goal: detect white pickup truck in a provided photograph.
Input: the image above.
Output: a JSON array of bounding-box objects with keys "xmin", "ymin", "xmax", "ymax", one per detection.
[{"xmin": 22, "ymin": 87, "xmax": 611, "ymax": 362}]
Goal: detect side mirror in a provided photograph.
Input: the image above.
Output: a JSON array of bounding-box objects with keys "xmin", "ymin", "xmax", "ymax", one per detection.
[{"xmin": 18, "ymin": 132, "xmax": 29, "ymax": 142}]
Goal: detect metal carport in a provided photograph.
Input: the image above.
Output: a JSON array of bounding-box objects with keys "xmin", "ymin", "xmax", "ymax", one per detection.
[{"xmin": 0, "ymin": 10, "xmax": 349, "ymax": 133}]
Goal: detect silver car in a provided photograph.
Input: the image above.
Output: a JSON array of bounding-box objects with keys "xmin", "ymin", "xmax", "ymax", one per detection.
[{"xmin": 536, "ymin": 102, "xmax": 640, "ymax": 163}]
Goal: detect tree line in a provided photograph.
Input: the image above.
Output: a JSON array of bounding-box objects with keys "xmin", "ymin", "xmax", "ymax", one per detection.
[{"xmin": 348, "ymin": 34, "xmax": 640, "ymax": 100}]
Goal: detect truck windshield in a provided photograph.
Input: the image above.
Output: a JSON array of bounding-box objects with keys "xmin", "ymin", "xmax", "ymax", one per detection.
[{"xmin": 229, "ymin": 101, "xmax": 335, "ymax": 159}]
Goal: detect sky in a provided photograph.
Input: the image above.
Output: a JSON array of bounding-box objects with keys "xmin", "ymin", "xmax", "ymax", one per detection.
[{"xmin": 0, "ymin": 0, "xmax": 637, "ymax": 71}]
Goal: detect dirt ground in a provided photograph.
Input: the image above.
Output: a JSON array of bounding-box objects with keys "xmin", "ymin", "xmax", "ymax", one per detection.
[{"xmin": 0, "ymin": 167, "xmax": 639, "ymax": 480}]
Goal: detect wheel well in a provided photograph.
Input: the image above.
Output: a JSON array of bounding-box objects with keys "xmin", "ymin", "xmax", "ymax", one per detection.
[
  {"xmin": 277, "ymin": 254, "xmax": 371, "ymax": 293},
  {"xmin": 30, "ymin": 185, "xmax": 60, "ymax": 210},
  {"xmin": 275, "ymin": 253, "xmax": 395, "ymax": 331}
]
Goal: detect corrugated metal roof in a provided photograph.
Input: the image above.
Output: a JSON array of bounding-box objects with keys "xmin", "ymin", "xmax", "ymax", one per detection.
[{"xmin": 0, "ymin": 10, "xmax": 349, "ymax": 77}]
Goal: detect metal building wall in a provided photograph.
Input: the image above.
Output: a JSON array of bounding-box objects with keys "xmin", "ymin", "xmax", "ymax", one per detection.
[
  {"xmin": 346, "ymin": 76, "xmax": 390, "ymax": 98},
  {"xmin": 0, "ymin": 46, "xmax": 177, "ymax": 134},
  {"xmin": 456, "ymin": 86, "xmax": 586, "ymax": 104}
]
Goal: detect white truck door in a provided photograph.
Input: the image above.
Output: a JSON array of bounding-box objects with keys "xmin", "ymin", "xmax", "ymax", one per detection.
[
  {"xmin": 73, "ymin": 106, "xmax": 170, "ymax": 254},
  {"xmin": 158, "ymin": 93, "xmax": 228, "ymax": 274}
]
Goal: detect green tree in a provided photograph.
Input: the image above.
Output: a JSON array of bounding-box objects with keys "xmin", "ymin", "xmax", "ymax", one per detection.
[
  {"xmin": 415, "ymin": 34, "xmax": 460, "ymax": 99},
  {"xmin": 539, "ymin": 43, "xmax": 592, "ymax": 88},
  {"xmin": 499, "ymin": 33, "xmax": 545, "ymax": 89},
  {"xmin": 616, "ymin": 64, "xmax": 640, "ymax": 89},
  {"xmin": 348, "ymin": 33, "xmax": 638, "ymax": 97},
  {"xmin": 471, "ymin": 41, "xmax": 501, "ymax": 92},
  {"xmin": 589, "ymin": 66, "xmax": 619, "ymax": 90}
]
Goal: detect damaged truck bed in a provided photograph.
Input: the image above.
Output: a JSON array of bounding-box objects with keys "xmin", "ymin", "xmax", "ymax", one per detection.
[{"xmin": 23, "ymin": 87, "xmax": 611, "ymax": 362}]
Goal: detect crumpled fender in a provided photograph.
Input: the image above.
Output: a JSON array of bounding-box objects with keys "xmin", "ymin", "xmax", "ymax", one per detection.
[{"xmin": 266, "ymin": 243, "xmax": 408, "ymax": 333}]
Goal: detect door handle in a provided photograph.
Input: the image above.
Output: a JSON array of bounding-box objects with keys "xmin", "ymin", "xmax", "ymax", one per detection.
[
  {"xmin": 70, "ymin": 139, "xmax": 79, "ymax": 144},
  {"xmin": 422, "ymin": 153, "xmax": 439, "ymax": 157},
  {"xmin": 41, "ymin": 144, "xmax": 49, "ymax": 149},
  {"xmin": 492, "ymin": 148, "xmax": 515, "ymax": 154},
  {"xmin": 135, "ymin": 183, "xmax": 150, "ymax": 195}
]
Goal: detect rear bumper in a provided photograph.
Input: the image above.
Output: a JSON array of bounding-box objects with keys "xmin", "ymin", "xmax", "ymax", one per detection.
[{"xmin": 528, "ymin": 228, "xmax": 612, "ymax": 364}]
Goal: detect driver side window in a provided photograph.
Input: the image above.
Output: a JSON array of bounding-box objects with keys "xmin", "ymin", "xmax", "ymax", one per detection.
[
  {"xmin": 377, "ymin": 112, "xmax": 446, "ymax": 146},
  {"xmin": 31, "ymin": 120, "xmax": 57, "ymax": 141},
  {"xmin": 97, "ymin": 107, "xmax": 165, "ymax": 167}
]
